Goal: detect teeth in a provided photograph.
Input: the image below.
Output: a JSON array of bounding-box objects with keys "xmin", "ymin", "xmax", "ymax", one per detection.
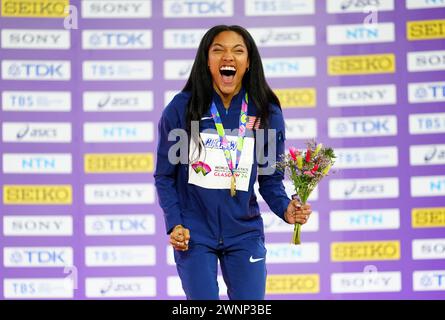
[{"xmin": 220, "ymin": 66, "xmax": 236, "ymax": 71}]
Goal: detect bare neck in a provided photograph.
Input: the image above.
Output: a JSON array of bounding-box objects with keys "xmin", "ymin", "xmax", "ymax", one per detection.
[{"xmin": 214, "ymin": 85, "xmax": 242, "ymax": 109}]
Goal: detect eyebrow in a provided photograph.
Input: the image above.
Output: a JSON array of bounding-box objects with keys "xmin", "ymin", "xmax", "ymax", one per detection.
[{"xmin": 211, "ymin": 43, "xmax": 246, "ymax": 49}]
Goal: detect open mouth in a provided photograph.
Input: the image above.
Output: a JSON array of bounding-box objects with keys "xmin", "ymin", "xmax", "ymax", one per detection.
[{"xmin": 219, "ymin": 66, "xmax": 236, "ymax": 83}]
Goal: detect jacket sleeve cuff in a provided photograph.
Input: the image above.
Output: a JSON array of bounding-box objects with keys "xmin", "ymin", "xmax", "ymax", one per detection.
[
  {"xmin": 164, "ymin": 211, "xmax": 183, "ymax": 235},
  {"xmin": 276, "ymin": 197, "xmax": 291, "ymax": 221}
]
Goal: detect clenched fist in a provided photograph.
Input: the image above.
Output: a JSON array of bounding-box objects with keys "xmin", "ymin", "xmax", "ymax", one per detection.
[
  {"xmin": 170, "ymin": 225, "xmax": 190, "ymax": 251},
  {"xmin": 284, "ymin": 200, "xmax": 312, "ymax": 225}
]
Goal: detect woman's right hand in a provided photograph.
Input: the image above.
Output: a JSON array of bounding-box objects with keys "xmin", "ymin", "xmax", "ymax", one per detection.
[{"xmin": 170, "ymin": 225, "xmax": 190, "ymax": 251}]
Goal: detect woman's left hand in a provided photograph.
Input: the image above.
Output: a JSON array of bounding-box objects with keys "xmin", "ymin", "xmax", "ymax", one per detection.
[{"xmin": 284, "ymin": 200, "xmax": 312, "ymax": 225}]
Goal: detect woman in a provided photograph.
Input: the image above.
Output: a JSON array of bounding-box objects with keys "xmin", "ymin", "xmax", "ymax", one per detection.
[{"xmin": 154, "ymin": 25, "xmax": 312, "ymax": 300}]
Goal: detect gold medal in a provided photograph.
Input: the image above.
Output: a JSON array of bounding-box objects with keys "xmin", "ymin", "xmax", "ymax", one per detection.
[{"xmin": 230, "ymin": 174, "xmax": 236, "ymax": 197}]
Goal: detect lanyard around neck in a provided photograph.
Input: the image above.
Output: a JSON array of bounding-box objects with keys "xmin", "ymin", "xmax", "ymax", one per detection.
[{"xmin": 210, "ymin": 92, "xmax": 248, "ymax": 175}]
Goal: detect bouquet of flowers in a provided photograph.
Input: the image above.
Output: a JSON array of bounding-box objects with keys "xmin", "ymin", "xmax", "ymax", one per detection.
[{"xmin": 276, "ymin": 140, "xmax": 336, "ymax": 245}]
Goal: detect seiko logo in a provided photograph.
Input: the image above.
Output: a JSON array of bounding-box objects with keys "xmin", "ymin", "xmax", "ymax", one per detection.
[{"xmin": 2, "ymin": 0, "xmax": 68, "ymax": 16}]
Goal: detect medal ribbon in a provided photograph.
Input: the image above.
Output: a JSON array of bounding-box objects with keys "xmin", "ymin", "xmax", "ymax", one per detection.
[{"xmin": 210, "ymin": 92, "xmax": 248, "ymax": 194}]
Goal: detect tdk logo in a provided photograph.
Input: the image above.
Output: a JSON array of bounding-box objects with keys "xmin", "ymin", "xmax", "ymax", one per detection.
[
  {"xmin": 90, "ymin": 32, "xmax": 144, "ymax": 46},
  {"xmin": 414, "ymin": 84, "xmax": 445, "ymax": 100},
  {"xmin": 10, "ymin": 63, "xmax": 63, "ymax": 77},
  {"xmin": 2, "ymin": 61, "xmax": 70, "ymax": 80},
  {"xmin": 85, "ymin": 215, "xmax": 155, "ymax": 236},
  {"xmin": 329, "ymin": 116, "xmax": 397, "ymax": 138},
  {"xmin": 83, "ymin": 30, "xmax": 152, "ymax": 49},
  {"xmin": 164, "ymin": 0, "xmax": 233, "ymax": 17},
  {"xmin": 93, "ymin": 218, "xmax": 148, "ymax": 232},
  {"xmin": 5, "ymin": 247, "xmax": 73, "ymax": 267},
  {"xmin": 409, "ymin": 82, "xmax": 445, "ymax": 103}
]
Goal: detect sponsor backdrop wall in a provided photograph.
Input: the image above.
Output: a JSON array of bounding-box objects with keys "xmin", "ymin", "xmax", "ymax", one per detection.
[{"xmin": 0, "ymin": 0, "xmax": 444, "ymax": 299}]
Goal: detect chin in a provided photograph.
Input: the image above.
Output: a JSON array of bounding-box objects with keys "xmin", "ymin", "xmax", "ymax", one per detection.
[{"xmin": 217, "ymin": 84, "xmax": 239, "ymax": 96}]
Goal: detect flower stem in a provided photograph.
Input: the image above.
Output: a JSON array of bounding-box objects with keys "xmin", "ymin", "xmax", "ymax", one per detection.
[{"xmin": 292, "ymin": 223, "xmax": 301, "ymax": 245}]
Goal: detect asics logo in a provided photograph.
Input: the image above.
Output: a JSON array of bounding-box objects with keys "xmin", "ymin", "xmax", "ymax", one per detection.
[{"xmin": 249, "ymin": 256, "xmax": 264, "ymax": 263}]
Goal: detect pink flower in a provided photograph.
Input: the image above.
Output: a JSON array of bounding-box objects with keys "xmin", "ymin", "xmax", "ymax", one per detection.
[
  {"xmin": 289, "ymin": 147, "xmax": 299, "ymax": 161},
  {"xmin": 304, "ymin": 170, "xmax": 314, "ymax": 177}
]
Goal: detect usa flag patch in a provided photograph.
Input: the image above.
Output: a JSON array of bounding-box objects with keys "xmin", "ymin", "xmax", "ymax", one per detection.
[{"xmin": 246, "ymin": 116, "xmax": 261, "ymax": 130}]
